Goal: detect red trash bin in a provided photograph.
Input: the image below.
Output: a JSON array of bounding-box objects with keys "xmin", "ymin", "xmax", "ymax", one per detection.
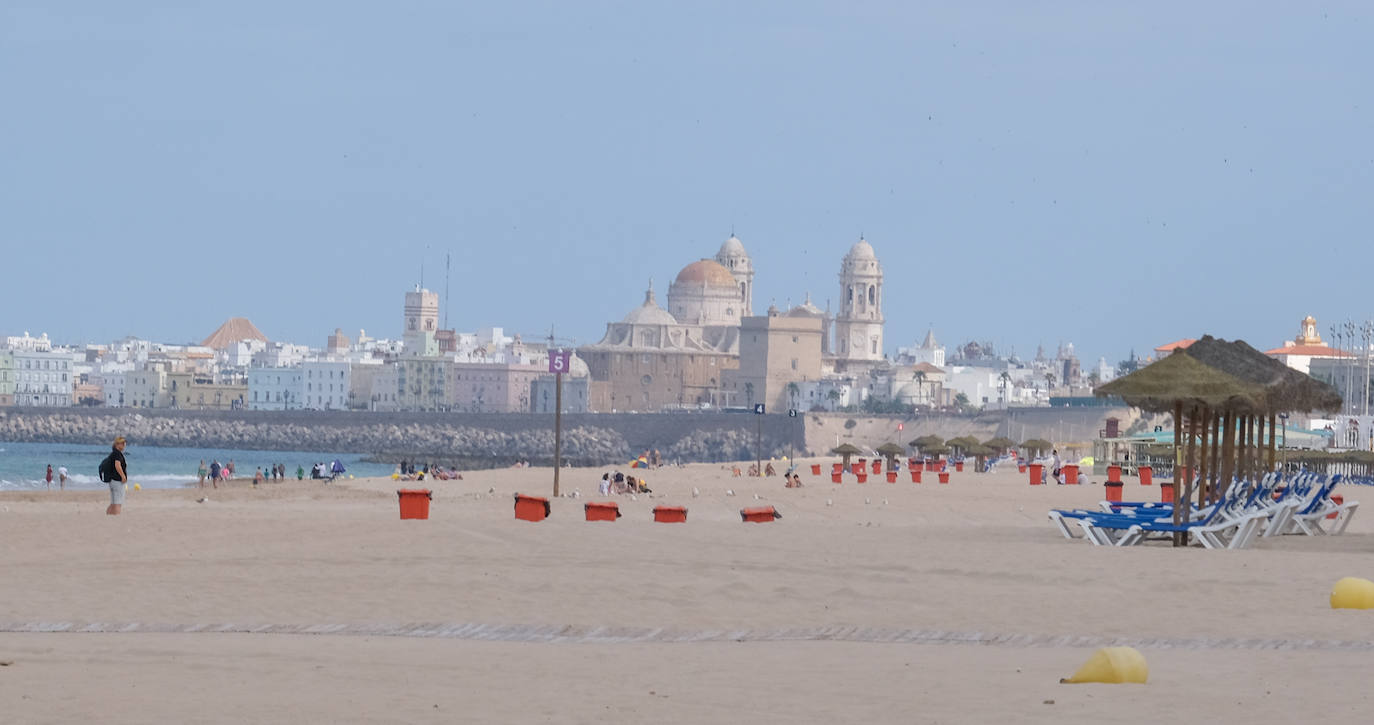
[
  {"xmin": 855, "ymin": 472, "xmax": 868, "ymax": 483},
  {"xmin": 938, "ymin": 472, "xmax": 950, "ymax": 484},
  {"xmin": 955, "ymin": 462, "xmax": 964, "ymax": 473},
  {"xmin": 740, "ymin": 506, "xmax": 781, "ymax": 523},
  {"xmin": 1107, "ymin": 465, "xmax": 1122, "ymax": 483},
  {"xmin": 584, "ymin": 501, "xmax": 620, "ymax": 522},
  {"xmin": 1104, "ymin": 482, "xmax": 1124, "ymax": 503},
  {"xmin": 810, "ymin": 464, "xmax": 822, "ymax": 476},
  {"xmin": 397, "ymin": 489, "xmax": 431, "ymax": 520},
  {"xmin": 1138, "ymin": 466, "xmax": 1153, "ymax": 486},
  {"xmin": 653, "ymin": 505, "xmax": 687, "ymax": 523},
  {"xmin": 886, "ymin": 471, "xmax": 898, "ymax": 483},
  {"xmin": 1062, "ymin": 464, "xmax": 1078, "ymax": 485},
  {"xmin": 910, "ymin": 470, "xmax": 922, "ymax": 483},
  {"xmin": 1028, "ymin": 464, "xmax": 1043, "ymax": 485},
  {"xmin": 871, "ymin": 460, "xmax": 882, "ymax": 474},
  {"xmin": 1159, "ymin": 481, "xmax": 1174, "ymax": 504},
  {"xmin": 1328, "ymin": 494, "xmax": 1344, "ymax": 520},
  {"xmin": 514, "ymin": 493, "xmax": 550, "ymax": 522},
  {"xmin": 831, "ymin": 472, "xmax": 843, "ymax": 484}
]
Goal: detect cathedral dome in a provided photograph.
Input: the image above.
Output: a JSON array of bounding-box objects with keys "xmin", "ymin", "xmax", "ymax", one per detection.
[
  {"xmin": 675, "ymin": 259, "xmax": 737, "ymax": 288},
  {"xmin": 717, "ymin": 235, "xmax": 747, "ymax": 258},
  {"xmin": 622, "ymin": 286, "xmax": 678, "ymax": 325},
  {"xmin": 845, "ymin": 237, "xmax": 877, "ymax": 261},
  {"xmin": 786, "ymin": 292, "xmax": 824, "ymax": 318}
]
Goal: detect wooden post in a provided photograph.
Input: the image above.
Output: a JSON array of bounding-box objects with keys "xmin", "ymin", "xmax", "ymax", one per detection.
[
  {"xmin": 1214, "ymin": 414, "xmax": 1225, "ymax": 505},
  {"xmin": 1172, "ymin": 401, "xmax": 1184, "ymax": 536},
  {"xmin": 1219, "ymin": 409, "xmax": 1235, "ymax": 500},
  {"xmin": 1267, "ymin": 413, "xmax": 1277, "ymax": 471},
  {"xmin": 553, "ymin": 370, "xmax": 563, "ymax": 497},
  {"xmin": 1197, "ymin": 405, "xmax": 1211, "ymax": 509},
  {"xmin": 1186, "ymin": 406, "xmax": 1200, "ymax": 515}
]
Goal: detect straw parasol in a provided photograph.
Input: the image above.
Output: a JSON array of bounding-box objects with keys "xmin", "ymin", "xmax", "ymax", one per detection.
[
  {"xmin": 984, "ymin": 436, "xmax": 1017, "ymax": 451},
  {"xmin": 1022, "ymin": 439, "xmax": 1054, "ymax": 457},
  {"xmin": 875, "ymin": 442, "xmax": 907, "ymax": 468},
  {"xmin": 830, "ymin": 443, "xmax": 863, "ymax": 467},
  {"xmin": 1094, "ymin": 335, "xmax": 1343, "ymax": 545},
  {"xmin": 909, "ymin": 435, "xmax": 943, "ymax": 454}
]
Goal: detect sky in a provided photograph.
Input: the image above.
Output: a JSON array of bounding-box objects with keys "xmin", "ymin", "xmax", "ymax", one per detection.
[{"xmin": 2, "ymin": 1, "xmax": 1371, "ymax": 366}]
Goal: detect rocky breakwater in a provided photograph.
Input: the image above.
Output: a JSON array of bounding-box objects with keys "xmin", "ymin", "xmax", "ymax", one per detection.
[
  {"xmin": 0, "ymin": 410, "xmax": 633, "ymax": 468},
  {"xmin": 0, "ymin": 409, "xmax": 801, "ymax": 468}
]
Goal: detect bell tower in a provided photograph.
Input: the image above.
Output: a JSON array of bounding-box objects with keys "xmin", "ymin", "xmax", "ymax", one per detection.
[{"xmin": 833, "ymin": 237, "xmax": 884, "ymax": 361}]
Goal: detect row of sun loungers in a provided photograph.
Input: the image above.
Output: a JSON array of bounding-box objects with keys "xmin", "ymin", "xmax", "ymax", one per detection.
[{"xmin": 1047, "ymin": 472, "xmax": 1359, "ymax": 549}]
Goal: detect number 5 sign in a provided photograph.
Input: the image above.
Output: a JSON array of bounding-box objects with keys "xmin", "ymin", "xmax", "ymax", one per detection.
[{"xmin": 548, "ymin": 349, "xmax": 572, "ymax": 374}]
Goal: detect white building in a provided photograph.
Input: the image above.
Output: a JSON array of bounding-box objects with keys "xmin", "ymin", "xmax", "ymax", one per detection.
[
  {"xmin": 10, "ymin": 348, "xmax": 75, "ymax": 407},
  {"xmin": 253, "ymin": 342, "xmax": 312, "ymax": 368},
  {"xmin": 248, "ymin": 367, "xmax": 304, "ymax": 410},
  {"xmin": 894, "ymin": 329, "xmax": 945, "ymax": 368},
  {"xmin": 302, "ymin": 360, "xmax": 351, "ymax": 410}
]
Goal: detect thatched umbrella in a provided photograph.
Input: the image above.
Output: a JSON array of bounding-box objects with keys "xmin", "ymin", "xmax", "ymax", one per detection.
[
  {"xmin": 965, "ymin": 443, "xmax": 994, "ymax": 471},
  {"xmin": 922, "ymin": 444, "xmax": 950, "ymax": 457},
  {"xmin": 1022, "ymin": 438, "xmax": 1054, "ymax": 457},
  {"xmin": 1095, "ymin": 335, "xmax": 1342, "ymax": 545},
  {"xmin": 946, "ymin": 435, "xmax": 981, "ymax": 458},
  {"xmin": 875, "ymin": 442, "xmax": 907, "ymax": 469},
  {"xmin": 830, "ymin": 443, "xmax": 863, "ymax": 467},
  {"xmin": 984, "ymin": 436, "xmax": 1017, "ymax": 451},
  {"xmin": 909, "ymin": 435, "xmax": 943, "ymax": 454}
]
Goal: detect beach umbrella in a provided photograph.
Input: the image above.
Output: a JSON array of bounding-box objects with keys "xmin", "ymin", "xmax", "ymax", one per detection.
[
  {"xmin": 909, "ymin": 435, "xmax": 943, "ymax": 454},
  {"xmin": 830, "ymin": 443, "xmax": 863, "ymax": 467},
  {"xmin": 1022, "ymin": 439, "xmax": 1054, "ymax": 457},
  {"xmin": 875, "ymin": 442, "xmax": 906, "ymax": 468},
  {"xmin": 983, "ymin": 436, "xmax": 1017, "ymax": 451},
  {"xmin": 946, "ymin": 436, "xmax": 981, "ymax": 457}
]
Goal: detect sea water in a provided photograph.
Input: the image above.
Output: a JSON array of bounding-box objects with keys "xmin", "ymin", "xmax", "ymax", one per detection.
[{"xmin": 0, "ymin": 441, "xmax": 396, "ymax": 491}]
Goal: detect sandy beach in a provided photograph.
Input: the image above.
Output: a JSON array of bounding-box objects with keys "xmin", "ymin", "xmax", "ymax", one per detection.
[{"xmin": 2, "ymin": 461, "xmax": 1371, "ymax": 724}]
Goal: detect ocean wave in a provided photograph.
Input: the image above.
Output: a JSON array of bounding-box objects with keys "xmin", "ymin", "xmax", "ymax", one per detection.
[{"xmin": 0, "ymin": 473, "xmax": 197, "ymax": 491}]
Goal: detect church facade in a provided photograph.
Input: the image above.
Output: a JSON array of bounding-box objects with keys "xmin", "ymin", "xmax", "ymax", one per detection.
[{"xmin": 579, "ymin": 235, "xmax": 888, "ymax": 412}]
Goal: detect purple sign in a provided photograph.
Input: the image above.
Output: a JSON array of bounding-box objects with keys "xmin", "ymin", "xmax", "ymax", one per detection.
[{"xmin": 548, "ymin": 349, "xmax": 572, "ymax": 374}]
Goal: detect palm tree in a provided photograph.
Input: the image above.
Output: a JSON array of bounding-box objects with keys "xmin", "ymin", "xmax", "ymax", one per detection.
[
  {"xmin": 1044, "ymin": 372, "xmax": 1056, "ymax": 393},
  {"xmin": 998, "ymin": 371, "xmax": 1011, "ymax": 403},
  {"xmin": 914, "ymin": 370, "xmax": 928, "ymax": 406},
  {"xmin": 786, "ymin": 382, "xmax": 800, "ymax": 411},
  {"xmin": 744, "ymin": 381, "xmax": 755, "ymax": 407},
  {"xmin": 826, "ymin": 388, "xmax": 842, "ymax": 411}
]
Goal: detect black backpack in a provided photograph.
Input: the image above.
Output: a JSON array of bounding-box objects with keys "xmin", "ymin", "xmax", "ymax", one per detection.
[{"xmin": 99, "ymin": 452, "xmax": 116, "ymax": 483}]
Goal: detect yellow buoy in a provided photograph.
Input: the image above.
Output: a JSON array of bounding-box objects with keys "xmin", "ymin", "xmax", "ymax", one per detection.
[
  {"xmin": 133, "ymin": 483, "xmax": 141, "ymax": 491},
  {"xmin": 1331, "ymin": 577, "xmax": 1374, "ymax": 609},
  {"xmin": 391, "ymin": 473, "xmax": 400, "ymax": 480},
  {"xmin": 349, "ymin": 474, "xmax": 355, "ymax": 480},
  {"xmin": 1060, "ymin": 647, "xmax": 1148, "ymax": 684}
]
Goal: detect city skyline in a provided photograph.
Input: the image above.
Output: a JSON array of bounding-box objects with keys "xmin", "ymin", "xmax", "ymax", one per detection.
[{"xmin": 3, "ymin": 2, "xmax": 1371, "ymax": 365}]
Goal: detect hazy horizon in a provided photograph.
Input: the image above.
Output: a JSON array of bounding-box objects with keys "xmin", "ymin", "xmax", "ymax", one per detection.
[{"xmin": 3, "ymin": 1, "xmax": 1371, "ymax": 365}]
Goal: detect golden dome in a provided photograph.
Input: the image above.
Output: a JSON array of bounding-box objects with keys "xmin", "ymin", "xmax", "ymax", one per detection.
[{"xmin": 674, "ymin": 259, "xmax": 737, "ymax": 288}]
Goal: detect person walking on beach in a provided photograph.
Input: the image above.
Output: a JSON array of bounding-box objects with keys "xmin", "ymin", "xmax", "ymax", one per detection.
[
  {"xmin": 45, "ymin": 464, "xmax": 53, "ymax": 490},
  {"xmin": 198, "ymin": 460, "xmax": 208, "ymax": 488},
  {"xmin": 1050, "ymin": 449, "xmax": 1063, "ymax": 485},
  {"xmin": 209, "ymin": 460, "xmax": 221, "ymax": 489},
  {"xmin": 101, "ymin": 436, "xmax": 129, "ymax": 515},
  {"xmin": 57, "ymin": 466, "xmax": 67, "ymax": 490}
]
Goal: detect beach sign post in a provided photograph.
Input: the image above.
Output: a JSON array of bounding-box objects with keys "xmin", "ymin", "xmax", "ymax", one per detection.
[
  {"xmin": 754, "ymin": 404, "xmax": 765, "ymax": 478},
  {"xmin": 550, "ymin": 348, "xmax": 572, "ymax": 496}
]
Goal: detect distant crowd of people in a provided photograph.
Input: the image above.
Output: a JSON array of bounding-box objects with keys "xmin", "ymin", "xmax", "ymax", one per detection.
[{"xmin": 396, "ymin": 459, "xmax": 463, "ymax": 481}]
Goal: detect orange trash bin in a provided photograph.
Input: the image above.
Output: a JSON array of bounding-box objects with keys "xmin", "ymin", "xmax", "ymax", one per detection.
[
  {"xmin": 740, "ymin": 506, "xmax": 781, "ymax": 523},
  {"xmin": 871, "ymin": 460, "xmax": 882, "ymax": 474},
  {"xmin": 1160, "ymin": 481, "xmax": 1175, "ymax": 504},
  {"xmin": 910, "ymin": 470, "xmax": 922, "ymax": 483},
  {"xmin": 584, "ymin": 501, "xmax": 620, "ymax": 522},
  {"xmin": 810, "ymin": 464, "xmax": 822, "ymax": 476},
  {"xmin": 955, "ymin": 461, "xmax": 964, "ymax": 472},
  {"xmin": 514, "ymin": 493, "xmax": 550, "ymax": 522},
  {"xmin": 938, "ymin": 472, "xmax": 950, "ymax": 484},
  {"xmin": 831, "ymin": 472, "xmax": 843, "ymax": 483},
  {"xmin": 1104, "ymin": 482, "xmax": 1124, "ymax": 503},
  {"xmin": 1028, "ymin": 463, "xmax": 1043, "ymax": 485},
  {"xmin": 1138, "ymin": 465, "xmax": 1153, "ymax": 486},
  {"xmin": 653, "ymin": 505, "xmax": 687, "ymax": 523},
  {"xmin": 886, "ymin": 471, "xmax": 898, "ymax": 483},
  {"xmin": 1062, "ymin": 464, "xmax": 1078, "ymax": 485},
  {"xmin": 855, "ymin": 472, "xmax": 868, "ymax": 483},
  {"xmin": 1107, "ymin": 465, "xmax": 1122, "ymax": 483},
  {"xmin": 397, "ymin": 489, "xmax": 431, "ymax": 520}
]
